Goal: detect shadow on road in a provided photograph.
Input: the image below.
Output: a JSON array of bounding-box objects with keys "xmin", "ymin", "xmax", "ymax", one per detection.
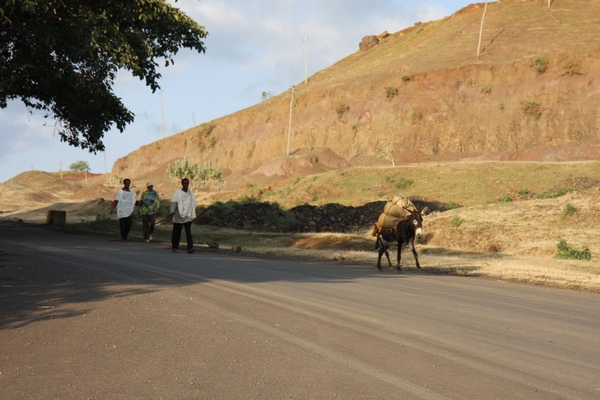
[{"xmin": 0, "ymin": 220, "xmax": 483, "ymax": 330}]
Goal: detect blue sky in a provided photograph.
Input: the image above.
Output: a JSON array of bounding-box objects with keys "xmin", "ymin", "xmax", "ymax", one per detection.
[{"xmin": 0, "ymin": 0, "xmax": 475, "ymax": 182}]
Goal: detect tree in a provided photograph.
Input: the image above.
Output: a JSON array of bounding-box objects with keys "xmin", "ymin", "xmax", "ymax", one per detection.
[
  {"xmin": 0, "ymin": 0, "xmax": 208, "ymax": 152},
  {"xmin": 69, "ymin": 160, "xmax": 90, "ymax": 172}
]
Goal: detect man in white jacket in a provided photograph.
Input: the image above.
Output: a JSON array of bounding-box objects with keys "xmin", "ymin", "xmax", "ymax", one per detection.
[
  {"xmin": 170, "ymin": 178, "xmax": 196, "ymax": 254},
  {"xmin": 109, "ymin": 178, "xmax": 137, "ymax": 242}
]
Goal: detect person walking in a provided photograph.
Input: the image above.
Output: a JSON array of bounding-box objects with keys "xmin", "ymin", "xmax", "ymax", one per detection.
[
  {"xmin": 170, "ymin": 178, "xmax": 196, "ymax": 254},
  {"xmin": 138, "ymin": 182, "xmax": 160, "ymax": 242},
  {"xmin": 110, "ymin": 178, "xmax": 137, "ymax": 242}
]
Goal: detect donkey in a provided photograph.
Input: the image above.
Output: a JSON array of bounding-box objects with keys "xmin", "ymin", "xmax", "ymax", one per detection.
[{"xmin": 374, "ymin": 206, "xmax": 428, "ymax": 272}]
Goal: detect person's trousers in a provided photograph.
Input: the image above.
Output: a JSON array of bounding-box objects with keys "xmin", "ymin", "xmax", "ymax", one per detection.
[
  {"xmin": 142, "ymin": 214, "xmax": 156, "ymax": 240},
  {"xmin": 119, "ymin": 216, "xmax": 133, "ymax": 240},
  {"xmin": 172, "ymin": 221, "xmax": 193, "ymax": 250}
]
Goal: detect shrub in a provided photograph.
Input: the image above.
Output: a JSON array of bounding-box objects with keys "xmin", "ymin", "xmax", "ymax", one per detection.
[
  {"xmin": 411, "ymin": 111, "xmax": 422, "ymax": 122},
  {"xmin": 530, "ymin": 57, "xmax": 549, "ymax": 73},
  {"xmin": 536, "ymin": 189, "xmax": 569, "ymax": 199},
  {"xmin": 521, "ymin": 100, "xmax": 542, "ymax": 117},
  {"xmin": 166, "ymin": 158, "xmax": 223, "ymax": 188},
  {"xmin": 562, "ymin": 60, "xmax": 582, "ymax": 76},
  {"xmin": 517, "ymin": 189, "xmax": 529, "ymax": 197},
  {"xmin": 384, "ymin": 86, "xmax": 398, "ymax": 99},
  {"xmin": 555, "ymin": 240, "xmax": 591, "ymax": 261},
  {"xmin": 395, "ymin": 178, "xmax": 413, "ymax": 190},
  {"xmin": 197, "ymin": 122, "xmax": 215, "ymax": 137},
  {"xmin": 481, "ymin": 85, "xmax": 492, "ymax": 94},
  {"xmin": 562, "ymin": 203, "xmax": 577, "ymax": 217},
  {"xmin": 205, "ymin": 134, "xmax": 217, "ymax": 149},
  {"xmin": 450, "ymin": 215, "xmax": 463, "ymax": 228},
  {"xmin": 261, "ymin": 91, "xmax": 273, "ymax": 101},
  {"xmin": 336, "ymin": 104, "xmax": 349, "ymax": 119},
  {"xmin": 402, "ymin": 75, "xmax": 411, "ymax": 82},
  {"xmin": 499, "ymin": 194, "xmax": 512, "ymax": 203}
]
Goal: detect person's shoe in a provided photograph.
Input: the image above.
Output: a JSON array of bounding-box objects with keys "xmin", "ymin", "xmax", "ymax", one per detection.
[
  {"xmin": 145, "ymin": 239, "xmax": 150, "ymax": 243},
  {"xmin": 172, "ymin": 248, "xmax": 178, "ymax": 253},
  {"xmin": 149, "ymin": 235, "xmax": 153, "ymax": 241},
  {"xmin": 122, "ymin": 239, "xmax": 128, "ymax": 242},
  {"xmin": 187, "ymin": 248, "xmax": 196, "ymax": 254}
]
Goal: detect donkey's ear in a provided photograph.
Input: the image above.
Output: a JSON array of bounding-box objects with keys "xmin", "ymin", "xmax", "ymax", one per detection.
[{"xmin": 421, "ymin": 206, "xmax": 429, "ymax": 215}]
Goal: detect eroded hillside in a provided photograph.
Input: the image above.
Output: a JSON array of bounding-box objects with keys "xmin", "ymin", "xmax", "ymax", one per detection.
[{"xmin": 112, "ymin": 0, "xmax": 600, "ymax": 192}]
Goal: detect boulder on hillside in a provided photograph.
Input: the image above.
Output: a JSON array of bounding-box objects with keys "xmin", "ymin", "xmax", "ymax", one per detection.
[{"xmin": 359, "ymin": 35, "xmax": 379, "ymax": 51}]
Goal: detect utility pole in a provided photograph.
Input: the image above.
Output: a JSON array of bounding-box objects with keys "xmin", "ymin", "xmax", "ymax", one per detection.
[
  {"xmin": 59, "ymin": 161, "xmax": 62, "ymax": 179},
  {"xmin": 103, "ymin": 152, "xmax": 108, "ymax": 182},
  {"xmin": 160, "ymin": 88, "xmax": 165, "ymax": 139},
  {"xmin": 287, "ymin": 86, "xmax": 294, "ymax": 156},
  {"xmin": 548, "ymin": 0, "xmax": 551, "ymax": 7},
  {"xmin": 477, "ymin": 1, "xmax": 488, "ymax": 57},
  {"xmin": 191, "ymin": 111, "xmax": 196, "ymax": 126},
  {"xmin": 304, "ymin": 34, "xmax": 308, "ymax": 84}
]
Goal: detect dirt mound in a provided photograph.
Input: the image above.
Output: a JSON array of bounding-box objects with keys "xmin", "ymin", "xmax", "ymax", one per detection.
[
  {"xmin": 551, "ymin": 177, "xmax": 600, "ymax": 192},
  {"xmin": 25, "ymin": 191, "xmax": 60, "ymax": 203},
  {"xmin": 71, "ymin": 184, "xmax": 117, "ymax": 201},
  {"xmin": 195, "ymin": 197, "xmax": 450, "ymax": 233}
]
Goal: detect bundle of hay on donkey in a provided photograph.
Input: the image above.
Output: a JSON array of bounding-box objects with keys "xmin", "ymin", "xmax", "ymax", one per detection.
[
  {"xmin": 372, "ymin": 195, "xmax": 427, "ymax": 272},
  {"xmin": 373, "ymin": 195, "xmax": 417, "ymax": 233}
]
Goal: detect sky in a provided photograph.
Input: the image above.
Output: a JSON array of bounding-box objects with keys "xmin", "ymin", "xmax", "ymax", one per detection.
[{"xmin": 0, "ymin": 0, "xmax": 475, "ymax": 183}]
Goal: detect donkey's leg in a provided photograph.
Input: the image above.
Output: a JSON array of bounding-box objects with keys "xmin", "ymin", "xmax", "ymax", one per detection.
[
  {"xmin": 384, "ymin": 244, "xmax": 393, "ymax": 268},
  {"xmin": 371, "ymin": 236, "xmax": 381, "ymax": 252},
  {"xmin": 408, "ymin": 240, "xmax": 421, "ymax": 270},
  {"xmin": 377, "ymin": 246, "xmax": 385, "ymax": 271},
  {"xmin": 396, "ymin": 245, "xmax": 402, "ymax": 272}
]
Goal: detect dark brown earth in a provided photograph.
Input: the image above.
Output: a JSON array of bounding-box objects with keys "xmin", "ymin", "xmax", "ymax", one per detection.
[{"xmin": 195, "ymin": 197, "xmax": 449, "ymax": 233}]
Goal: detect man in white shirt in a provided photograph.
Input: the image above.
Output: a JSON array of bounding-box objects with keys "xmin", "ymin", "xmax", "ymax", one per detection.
[
  {"xmin": 110, "ymin": 178, "xmax": 137, "ymax": 242},
  {"xmin": 170, "ymin": 178, "xmax": 196, "ymax": 254}
]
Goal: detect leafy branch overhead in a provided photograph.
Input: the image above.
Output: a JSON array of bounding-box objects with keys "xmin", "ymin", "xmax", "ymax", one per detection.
[{"xmin": 0, "ymin": 0, "xmax": 208, "ymax": 152}]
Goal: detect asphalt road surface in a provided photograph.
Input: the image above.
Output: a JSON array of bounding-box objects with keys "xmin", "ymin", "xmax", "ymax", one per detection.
[{"xmin": 1, "ymin": 221, "xmax": 599, "ymax": 399}]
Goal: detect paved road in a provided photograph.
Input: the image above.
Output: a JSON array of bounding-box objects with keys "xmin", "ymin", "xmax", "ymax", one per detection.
[{"xmin": 1, "ymin": 221, "xmax": 599, "ymax": 399}]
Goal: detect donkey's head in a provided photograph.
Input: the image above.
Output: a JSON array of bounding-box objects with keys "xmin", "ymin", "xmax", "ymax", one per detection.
[{"xmin": 404, "ymin": 206, "xmax": 428, "ymax": 238}]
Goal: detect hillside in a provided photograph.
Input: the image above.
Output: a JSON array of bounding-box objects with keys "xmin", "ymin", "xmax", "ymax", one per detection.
[{"xmin": 110, "ymin": 0, "xmax": 600, "ymax": 193}]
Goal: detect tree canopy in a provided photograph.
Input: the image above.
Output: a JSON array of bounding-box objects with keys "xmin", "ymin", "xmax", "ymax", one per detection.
[
  {"xmin": 0, "ymin": 0, "xmax": 207, "ymax": 152},
  {"xmin": 68, "ymin": 160, "xmax": 90, "ymax": 172}
]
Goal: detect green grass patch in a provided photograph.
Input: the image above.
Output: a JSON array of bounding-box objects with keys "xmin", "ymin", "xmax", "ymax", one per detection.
[
  {"xmin": 394, "ymin": 178, "xmax": 413, "ymax": 190},
  {"xmin": 536, "ymin": 189, "xmax": 569, "ymax": 199},
  {"xmin": 562, "ymin": 203, "xmax": 577, "ymax": 217},
  {"xmin": 450, "ymin": 215, "xmax": 463, "ymax": 228},
  {"xmin": 555, "ymin": 240, "xmax": 591, "ymax": 261}
]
